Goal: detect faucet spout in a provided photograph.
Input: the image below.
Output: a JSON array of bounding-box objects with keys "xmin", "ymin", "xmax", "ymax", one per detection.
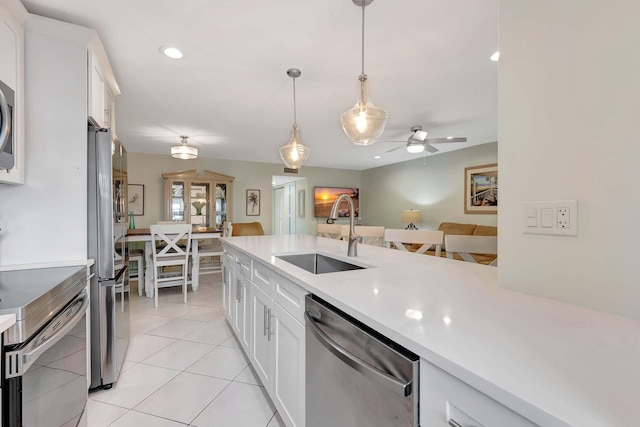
[{"xmin": 329, "ymin": 194, "xmax": 358, "ymax": 257}]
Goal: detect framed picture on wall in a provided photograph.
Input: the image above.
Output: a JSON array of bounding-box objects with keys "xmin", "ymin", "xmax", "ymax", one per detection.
[
  {"xmin": 464, "ymin": 163, "xmax": 498, "ymax": 214},
  {"xmin": 128, "ymin": 184, "xmax": 144, "ymax": 215},
  {"xmin": 246, "ymin": 189, "xmax": 261, "ymax": 216}
]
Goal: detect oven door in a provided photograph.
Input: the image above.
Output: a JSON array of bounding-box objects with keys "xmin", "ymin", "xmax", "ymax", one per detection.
[{"xmin": 4, "ymin": 290, "xmax": 89, "ymax": 427}]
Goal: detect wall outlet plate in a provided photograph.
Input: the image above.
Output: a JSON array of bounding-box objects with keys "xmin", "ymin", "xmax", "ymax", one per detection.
[{"xmin": 523, "ymin": 200, "xmax": 578, "ymax": 236}]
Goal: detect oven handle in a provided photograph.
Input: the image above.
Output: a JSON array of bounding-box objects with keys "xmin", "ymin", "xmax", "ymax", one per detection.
[
  {"xmin": 0, "ymin": 86, "xmax": 11, "ymax": 153},
  {"xmin": 304, "ymin": 311, "xmax": 413, "ymax": 397},
  {"xmin": 20, "ymin": 290, "xmax": 89, "ymax": 373}
]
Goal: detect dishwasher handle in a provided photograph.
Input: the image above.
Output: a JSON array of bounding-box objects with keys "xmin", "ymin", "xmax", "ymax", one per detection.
[{"xmin": 305, "ymin": 311, "xmax": 413, "ymax": 397}]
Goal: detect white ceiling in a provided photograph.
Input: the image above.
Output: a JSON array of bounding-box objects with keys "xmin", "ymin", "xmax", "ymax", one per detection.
[{"xmin": 22, "ymin": 0, "xmax": 499, "ymax": 171}]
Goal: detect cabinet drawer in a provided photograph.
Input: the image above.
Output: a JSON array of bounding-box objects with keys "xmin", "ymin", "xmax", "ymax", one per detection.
[
  {"xmin": 235, "ymin": 252, "xmax": 252, "ymax": 279},
  {"xmin": 272, "ymin": 273, "xmax": 307, "ymax": 324},
  {"xmin": 420, "ymin": 359, "xmax": 537, "ymax": 427},
  {"xmin": 252, "ymin": 261, "xmax": 272, "ymax": 296}
]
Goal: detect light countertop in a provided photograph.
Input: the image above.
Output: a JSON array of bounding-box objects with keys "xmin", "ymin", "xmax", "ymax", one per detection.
[
  {"xmin": 0, "ymin": 314, "xmax": 16, "ymax": 334},
  {"xmin": 222, "ymin": 234, "xmax": 640, "ymax": 427}
]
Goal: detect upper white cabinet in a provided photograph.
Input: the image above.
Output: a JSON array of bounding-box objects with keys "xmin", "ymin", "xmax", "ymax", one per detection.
[
  {"xmin": 87, "ymin": 37, "xmax": 120, "ymax": 133},
  {"xmin": 0, "ymin": 2, "xmax": 24, "ymax": 184}
]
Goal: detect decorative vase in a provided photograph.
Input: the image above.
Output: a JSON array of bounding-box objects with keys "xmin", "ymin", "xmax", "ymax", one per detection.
[{"xmin": 128, "ymin": 211, "xmax": 136, "ymax": 229}]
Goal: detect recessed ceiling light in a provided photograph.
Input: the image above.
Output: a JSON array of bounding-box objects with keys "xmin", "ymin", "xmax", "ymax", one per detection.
[
  {"xmin": 490, "ymin": 51, "xmax": 500, "ymax": 62},
  {"xmin": 160, "ymin": 46, "xmax": 183, "ymax": 59},
  {"xmin": 374, "ymin": 155, "xmax": 381, "ymax": 159}
]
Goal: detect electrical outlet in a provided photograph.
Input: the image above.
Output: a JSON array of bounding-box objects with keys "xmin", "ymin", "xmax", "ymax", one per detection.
[{"xmin": 557, "ymin": 207, "xmax": 570, "ymax": 229}]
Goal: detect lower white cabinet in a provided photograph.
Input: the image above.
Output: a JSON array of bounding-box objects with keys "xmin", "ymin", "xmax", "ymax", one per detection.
[
  {"xmin": 420, "ymin": 358, "xmax": 537, "ymax": 427},
  {"xmin": 223, "ymin": 244, "xmax": 306, "ymax": 427}
]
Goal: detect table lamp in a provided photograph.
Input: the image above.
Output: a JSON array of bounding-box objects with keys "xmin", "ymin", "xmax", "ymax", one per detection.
[{"xmin": 401, "ymin": 209, "xmax": 422, "ymax": 230}]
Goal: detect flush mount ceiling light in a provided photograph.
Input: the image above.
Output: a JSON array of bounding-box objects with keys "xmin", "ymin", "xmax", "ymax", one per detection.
[
  {"xmin": 279, "ymin": 68, "xmax": 310, "ymax": 170},
  {"xmin": 490, "ymin": 51, "xmax": 500, "ymax": 62},
  {"xmin": 171, "ymin": 136, "xmax": 198, "ymax": 159},
  {"xmin": 340, "ymin": 0, "xmax": 388, "ymax": 146},
  {"xmin": 160, "ymin": 46, "xmax": 183, "ymax": 59}
]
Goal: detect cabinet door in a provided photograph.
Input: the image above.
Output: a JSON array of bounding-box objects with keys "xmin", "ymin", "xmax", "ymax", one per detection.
[
  {"xmin": 271, "ymin": 302, "xmax": 305, "ymax": 427},
  {"xmin": 238, "ymin": 274, "xmax": 251, "ymax": 352},
  {"xmin": 250, "ymin": 283, "xmax": 272, "ymax": 388},
  {"xmin": 222, "ymin": 260, "xmax": 233, "ymax": 321},
  {"xmin": 88, "ymin": 50, "xmax": 105, "ymax": 127}
]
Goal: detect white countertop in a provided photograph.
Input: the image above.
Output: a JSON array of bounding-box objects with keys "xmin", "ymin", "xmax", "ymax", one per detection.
[
  {"xmin": 223, "ymin": 235, "xmax": 640, "ymax": 427},
  {"xmin": 0, "ymin": 314, "xmax": 16, "ymax": 333}
]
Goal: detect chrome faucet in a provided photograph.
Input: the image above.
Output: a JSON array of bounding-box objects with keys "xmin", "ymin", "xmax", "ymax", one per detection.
[{"xmin": 329, "ymin": 194, "xmax": 358, "ymax": 257}]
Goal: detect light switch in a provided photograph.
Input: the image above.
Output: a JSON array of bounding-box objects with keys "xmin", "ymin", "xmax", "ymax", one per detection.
[{"xmin": 540, "ymin": 208, "xmax": 553, "ymax": 228}]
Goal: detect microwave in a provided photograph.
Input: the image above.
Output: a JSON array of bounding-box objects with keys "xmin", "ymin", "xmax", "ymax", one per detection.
[{"xmin": 0, "ymin": 79, "xmax": 15, "ymax": 170}]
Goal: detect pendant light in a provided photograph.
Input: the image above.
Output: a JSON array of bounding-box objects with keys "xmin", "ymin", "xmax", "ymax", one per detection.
[
  {"xmin": 171, "ymin": 136, "xmax": 198, "ymax": 159},
  {"xmin": 340, "ymin": 0, "xmax": 388, "ymax": 146},
  {"xmin": 279, "ymin": 68, "xmax": 310, "ymax": 169}
]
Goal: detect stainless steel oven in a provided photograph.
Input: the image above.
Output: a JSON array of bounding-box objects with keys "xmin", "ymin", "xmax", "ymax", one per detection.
[
  {"xmin": 1, "ymin": 266, "xmax": 88, "ymax": 427},
  {"xmin": 0, "ymin": 78, "xmax": 15, "ymax": 170}
]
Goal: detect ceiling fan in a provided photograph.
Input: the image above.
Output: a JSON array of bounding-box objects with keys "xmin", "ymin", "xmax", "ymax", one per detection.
[{"xmin": 383, "ymin": 126, "xmax": 467, "ymax": 154}]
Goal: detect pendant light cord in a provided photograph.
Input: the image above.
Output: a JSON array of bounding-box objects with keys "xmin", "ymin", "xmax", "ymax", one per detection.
[
  {"xmin": 292, "ymin": 76, "xmax": 297, "ymax": 126},
  {"xmin": 361, "ymin": 0, "xmax": 365, "ymax": 76}
]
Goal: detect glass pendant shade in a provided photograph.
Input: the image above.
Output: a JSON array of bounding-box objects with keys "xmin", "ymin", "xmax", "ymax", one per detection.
[
  {"xmin": 340, "ymin": 76, "xmax": 388, "ymax": 146},
  {"xmin": 171, "ymin": 136, "xmax": 198, "ymax": 159},
  {"xmin": 279, "ymin": 125, "xmax": 310, "ymax": 169}
]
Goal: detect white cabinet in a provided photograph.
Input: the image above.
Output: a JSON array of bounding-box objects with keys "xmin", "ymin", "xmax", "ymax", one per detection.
[
  {"xmin": 223, "ymin": 244, "xmax": 307, "ymax": 427},
  {"xmin": 420, "ymin": 358, "xmax": 537, "ymax": 427},
  {"xmin": 87, "ymin": 49, "xmax": 105, "ymax": 127},
  {"xmin": 222, "ymin": 258, "xmax": 234, "ymax": 323},
  {"xmin": 0, "ymin": 3, "xmax": 24, "ymax": 184}
]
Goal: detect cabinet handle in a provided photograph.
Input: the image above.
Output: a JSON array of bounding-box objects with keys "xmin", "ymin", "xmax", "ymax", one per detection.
[
  {"xmin": 263, "ymin": 305, "xmax": 268, "ymax": 337},
  {"xmin": 267, "ymin": 308, "xmax": 275, "ymax": 341},
  {"xmin": 448, "ymin": 420, "xmax": 464, "ymax": 427},
  {"xmin": 236, "ymin": 278, "xmax": 241, "ymax": 302}
]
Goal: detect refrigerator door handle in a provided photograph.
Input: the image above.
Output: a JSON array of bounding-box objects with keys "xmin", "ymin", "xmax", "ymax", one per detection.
[{"xmin": 304, "ymin": 311, "xmax": 413, "ymax": 397}]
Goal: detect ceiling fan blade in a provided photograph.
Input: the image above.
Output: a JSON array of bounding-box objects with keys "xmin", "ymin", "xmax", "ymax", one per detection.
[
  {"xmin": 385, "ymin": 144, "xmax": 406, "ymax": 153},
  {"xmin": 426, "ymin": 137, "xmax": 467, "ymax": 144},
  {"xmin": 424, "ymin": 143, "xmax": 439, "ymax": 153},
  {"xmin": 412, "ymin": 130, "xmax": 428, "ymax": 142}
]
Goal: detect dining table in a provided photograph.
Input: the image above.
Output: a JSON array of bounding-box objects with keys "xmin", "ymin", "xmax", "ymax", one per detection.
[{"xmin": 126, "ymin": 227, "xmax": 222, "ymax": 298}]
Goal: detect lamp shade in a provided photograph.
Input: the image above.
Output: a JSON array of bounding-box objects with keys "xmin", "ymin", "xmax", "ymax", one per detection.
[
  {"xmin": 279, "ymin": 125, "xmax": 310, "ymax": 169},
  {"xmin": 340, "ymin": 76, "xmax": 388, "ymax": 146},
  {"xmin": 171, "ymin": 136, "xmax": 198, "ymax": 159},
  {"xmin": 401, "ymin": 209, "xmax": 422, "ymax": 224}
]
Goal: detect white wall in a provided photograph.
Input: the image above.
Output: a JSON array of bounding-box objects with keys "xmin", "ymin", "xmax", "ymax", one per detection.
[
  {"xmin": 360, "ymin": 143, "xmax": 498, "ymax": 230},
  {"xmin": 0, "ymin": 20, "xmax": 92, "ymax": 267},
  {"xmin": 499, "ymin": 0, "xmax": 640, "ymax": 319},
  {"xmin": 126, "ymin": 152, "xmax": 362, "ymax": 235}
]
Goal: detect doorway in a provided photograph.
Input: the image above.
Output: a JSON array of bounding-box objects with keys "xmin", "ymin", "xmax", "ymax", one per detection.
[{"xmin": 273, "ymin": 176, "xmax": 308, "ymax": 235}]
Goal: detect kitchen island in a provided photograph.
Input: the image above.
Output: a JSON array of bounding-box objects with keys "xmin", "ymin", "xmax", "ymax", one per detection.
[{"xmin": 222, "ymin": 234, "xmax": 640, "ymax": 427}]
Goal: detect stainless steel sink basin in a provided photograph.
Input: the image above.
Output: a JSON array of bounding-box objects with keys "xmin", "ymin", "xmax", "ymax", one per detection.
[{"xmin": 276, "ymin": 253, "xmax": 366, "ymax": 274}]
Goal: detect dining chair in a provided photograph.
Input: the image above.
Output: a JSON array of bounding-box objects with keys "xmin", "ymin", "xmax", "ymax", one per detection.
[
  {"xmin": 113, "ymin": 223, "xmax": 130, "ymax": 312},
  {"xmin": 128, "ymin": 248, "xmax": 145, "ymax": 296},
  {"xmin": 341, "ymin": 225, "xmax": 385, "ymax": 246},
  {"xmin": 317, "ymin": 223, "xmax": 344, "ymax": 239},
  {"xmin": 444, "ymin": 235, "xmax": 497, "ymax": 266},
  {"xmin": 150, "ymin": 223, "xmax": 192, "ymax": 307},
  {"xmin": 194, "ymin": 238, "xmax": 223, "ymax": 277},
  {"xmin": 384, "ymin": 229, "xmax": 444, "ymax": 256},
  {"xmin": 231, "ymin": 222, "xmax": 265, "ymax": 236}
]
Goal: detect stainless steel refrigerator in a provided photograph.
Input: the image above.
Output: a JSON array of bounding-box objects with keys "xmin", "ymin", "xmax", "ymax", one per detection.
[{"xmin": 87, "ymin": 126, "xmax": 130, "ymax": 389}]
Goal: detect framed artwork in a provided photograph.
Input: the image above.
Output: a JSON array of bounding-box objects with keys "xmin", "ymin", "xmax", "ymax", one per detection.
[
  {"xmin": 464, "ymin": 163, "xmax": 498, "ymax": 214},
  {"xmin": 246, "ymin": 189, "xmax": 261, "ymax": 216},
  {"xmin": 298, "ymin": 189, "xmax": 305, "ymax": 218},
  {"xmin": 313, "ymin": 186, "xmax": 359, "ymax": 218},
  {"xmin": 128, "ymin": 184, "xmax": 144, "ymax": 216}
]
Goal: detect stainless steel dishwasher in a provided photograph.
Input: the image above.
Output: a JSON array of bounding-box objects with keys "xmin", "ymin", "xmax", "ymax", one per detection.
[{"xmin": 305, "ymin": 295, "xmax": 419, "ymax": 427}]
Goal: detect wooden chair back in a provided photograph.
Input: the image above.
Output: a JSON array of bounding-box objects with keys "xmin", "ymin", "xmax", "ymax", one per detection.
[
  {"xmin": 384, "ymin": 229, "xmax": 444, "ymax": 256},
  {"xmin": 150, "ymin": 224, "xmax": 192, "ymax": 263},
  {"xmin": 317, "ymin": 223, "xmax": 344, "ymax": 240},
  {"xmin": 444, "ymin": 235, "xmax": 497, "ymax": 265},
  {"xmin": 231, "ymin": 222, "xmax": 265, "ymax": 236},
  {"xmin": 341, "ymin": 225, "xmax": 385, "ymax": 246}
]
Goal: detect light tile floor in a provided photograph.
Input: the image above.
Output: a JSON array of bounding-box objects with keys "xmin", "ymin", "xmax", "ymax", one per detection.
[{"xmin": 88, "ymin": 275, "xmax": 285, "ymax": 427}]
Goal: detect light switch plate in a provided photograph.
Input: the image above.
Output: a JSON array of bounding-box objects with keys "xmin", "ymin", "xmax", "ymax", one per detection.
[{"xmin": 523, "ymin": 200, "xmax": 578, "ymax": 236}]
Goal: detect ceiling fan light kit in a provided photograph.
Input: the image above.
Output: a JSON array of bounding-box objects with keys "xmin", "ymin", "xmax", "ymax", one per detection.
[
  {"xmin": 171, "ymin": 136, "xmax": 198, "ymax": 159},
  {"xmin": 279, "ymin": 68, "xmax": 310, "ymax": 170},
  {"xmin": 341, "ymin": 0, "xmax": 388, "ymax": 146}
]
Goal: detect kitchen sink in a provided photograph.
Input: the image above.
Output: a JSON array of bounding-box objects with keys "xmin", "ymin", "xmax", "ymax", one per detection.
[{"xmin": 276, "ymin": 253, "xmax": 366, "ymax": 274}]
